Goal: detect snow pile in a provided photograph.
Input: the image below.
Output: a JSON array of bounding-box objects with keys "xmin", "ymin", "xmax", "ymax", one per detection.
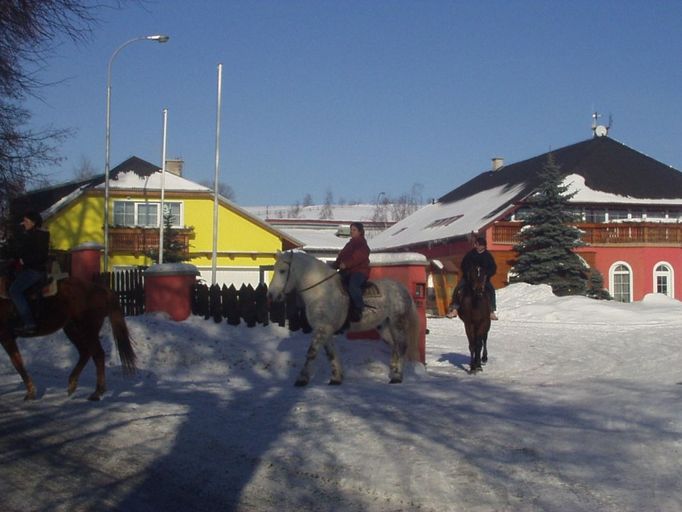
[{"xmin": 2, "ymin": 283, "xmax": 681, "ymax": 512}]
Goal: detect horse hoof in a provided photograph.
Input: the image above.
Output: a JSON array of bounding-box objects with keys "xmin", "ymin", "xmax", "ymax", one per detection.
[
  {"xmin": 389, "ymin": 377, "xmax": 403, "ymax": 384},
  {"xmin": 23, "ymin": 392, "xmax": 36, "ymax": 401},
  {"xmin": 88, "ymin": 393, "xmax": 102, "ymax": 401},
  {"xmin": 328, "ymin": 379, "xmax": 342, "ymax": 386},
  {"xmin": 294, "ymin": 379, "xmax": 308, "ymax": 387}
]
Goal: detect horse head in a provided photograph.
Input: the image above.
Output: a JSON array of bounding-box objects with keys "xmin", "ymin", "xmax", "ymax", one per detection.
[
  {"xmin": 467, "ymin": 264, "xmax": 487, "ymax": 298},
  {"xmin": 267, "ymin": 250, "xmax": 296, "ymax": 302}
]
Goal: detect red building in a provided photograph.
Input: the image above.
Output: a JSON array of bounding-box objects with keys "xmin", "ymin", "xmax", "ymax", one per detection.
[{"xmin": 370, "ymin": 133, "xmax": 682, "ymax": 311}]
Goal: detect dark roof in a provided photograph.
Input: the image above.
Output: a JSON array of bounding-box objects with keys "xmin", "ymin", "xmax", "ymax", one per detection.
[
  {"xmin": 110, "ymin": 156, "xmax": 159, "ymax": 179},
  {"xmin": 439, "ymin": 136, "xmax": 682, "ymax": 205}
]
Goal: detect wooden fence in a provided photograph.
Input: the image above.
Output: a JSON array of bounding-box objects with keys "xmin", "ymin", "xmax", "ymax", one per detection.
[
  {"xmin": 99, "ymin": 268, "xmax": 312, "ymax": 333},
  {"xmin": 100, "ymin": 268, "xmax": 146, "ymax": 317},
  {"xmin": 191, "ymin": 282, "xmax": 312, "ymax": 333}
]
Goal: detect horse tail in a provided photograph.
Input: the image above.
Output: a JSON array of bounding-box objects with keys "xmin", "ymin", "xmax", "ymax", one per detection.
[
  {"xmin": 405, "ymin": 297, "xmax": 421, "ymax": 362},
  {"xmin": 107, "ymin": 288, "xmax": 137, "ymax": 375}
]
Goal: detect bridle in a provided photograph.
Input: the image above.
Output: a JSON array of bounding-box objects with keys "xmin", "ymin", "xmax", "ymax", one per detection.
[
  {"xmin": 469, "ymin": 265, "xmax": 487, "ymax": 298},
  {"xmin": 279, "ymin": 252, "xmax": 340, "ymax": 295}
]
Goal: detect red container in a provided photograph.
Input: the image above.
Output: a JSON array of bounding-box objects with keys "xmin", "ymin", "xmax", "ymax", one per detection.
[
  {"xmin": 144, "ymin": 263, "xmax": 199, "ymax": 321},
  {"xmin": 347, "ymin": 253, "xmax": 428, "ymax": 363},
  {"xmin": 70, "ymin": 243, "xmax": 103, "ymax": 282}
]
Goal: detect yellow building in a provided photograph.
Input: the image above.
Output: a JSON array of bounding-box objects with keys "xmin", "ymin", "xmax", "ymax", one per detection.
[{"xmin": 19, "ymin": 157, "xmax": 301, "ymax": 286}]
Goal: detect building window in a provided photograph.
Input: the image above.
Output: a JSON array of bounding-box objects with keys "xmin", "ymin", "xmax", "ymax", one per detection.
[
  {"xmin": 653, "ymin": 262, "xmax": 674, "ymax": 298},
  {"xmin": 137, "ymin": 203, "xmax": 159, "ymax": 227},
  {"xmin": 610, "ymin": 262, "xmax": 632, "ymax": 303},
  {"xmin": 425, "ymin": 215, "xmax": 463, "ymax": 228},
  {"xmin": 163, "ymin": 202, "xmax": 182, "ymax": 226},
  {"xmin": 607, "ymin": 209, "xmax": 629, "ymax": 221},
  {"xmin": 585, "ymin": 208, "xmax": 606, "ymax": 223},
  {"xmin": 113, "ymin": 200, "xmax": 183, "ymax": 227},
  {"xmin": 645, "ymin": 209, "xmax": 666, "ymax": 220},
  {"xmin": 113, "ymin": 201, "xmax": 135, "ymax": 226}
]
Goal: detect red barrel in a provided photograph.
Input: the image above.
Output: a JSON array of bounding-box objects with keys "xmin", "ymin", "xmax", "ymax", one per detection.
[
  {"xmin": 144, "ymin": 263, "xmax": 199, "ymax": 321},
  {"xmin": 348, "ymin": 252, "xmax": 428, "ymax": 364},
  {"xmin": 70, "ymin": 243, "xmax": 103, "ymax": 282}
]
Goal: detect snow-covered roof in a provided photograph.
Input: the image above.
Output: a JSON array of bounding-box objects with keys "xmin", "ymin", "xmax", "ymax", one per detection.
[
  {"xmin": 282, "ymin": 228, "xmax": 349, "ymax": 251},
  {"xmin": 370, "ymin": 184, "xmax": 525, "ymax": 251},
  {"xmin": 97, "ymin": 170, "xmax": 210, "ymax": 192},
  {"xmin": 371, "ymin": 136, "xmax": 682, "ymax": 251},
  {"xmin": 566, "ymin": 174, "xmax": 682, "ymax": 205},
  {"xmin": 244, "ymin": 204, "xmax": 398, "ymax": 222}
]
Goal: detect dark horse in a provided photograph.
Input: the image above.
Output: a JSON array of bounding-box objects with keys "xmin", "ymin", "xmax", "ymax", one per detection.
[
  {"xmin": 456, "ymin": 264, "xmax": 491, "ymax": 374},
  {"xmin": 0, "ymin": 275, "xmax": 136, "ymax": 401}
]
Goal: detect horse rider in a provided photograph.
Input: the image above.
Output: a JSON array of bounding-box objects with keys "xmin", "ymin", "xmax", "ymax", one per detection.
[
  {"xmin": 333, "ymin": 222, "xmax": 370, "ymax": 322},
  {"xmin": 8, "ymin": 210, "xmax": 50, "ymax": 335},
  {"xmin": 447, "ymin": 236, "xmax": 498, "ymax": 320}
]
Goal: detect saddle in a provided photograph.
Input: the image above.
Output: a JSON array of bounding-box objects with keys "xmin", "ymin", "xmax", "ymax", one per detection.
[
  {"xmin": 0, "ymin": 261, "xmax": 68, "ymax": 300},
  {"xmin": 361, "ymin": 280, "xmax": 381, "ymax": 298}
]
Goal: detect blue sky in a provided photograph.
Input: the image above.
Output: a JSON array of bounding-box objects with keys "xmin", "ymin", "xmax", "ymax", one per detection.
[{"xmin": 26, "ymin": 0, "xmax": 682, "ymax": 206}]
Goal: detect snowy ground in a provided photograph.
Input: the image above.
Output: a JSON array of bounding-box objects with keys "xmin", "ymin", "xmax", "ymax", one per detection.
[{"xmin": 1, "ymin": 283, "xmax": 681, "ymax": 512}]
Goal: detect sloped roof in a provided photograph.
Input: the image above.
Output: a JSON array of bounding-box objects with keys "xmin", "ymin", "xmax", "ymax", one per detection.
[
  {"xmin": 12, "ymin": 156, "xmax": 168, "ymax": 216},
  {"xmin": 12, "ymin": 156, "xmax": 302, "ymax": 247},
  {"xmin": 370, "ymin": 136, "xmax": 682, "ymax": 251}
]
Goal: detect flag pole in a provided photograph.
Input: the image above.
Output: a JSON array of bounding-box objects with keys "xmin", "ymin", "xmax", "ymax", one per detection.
[
  {"xmin": 211, "ymin": 63, "xmax": 223, "ymax": 284},
  {"xmin": 159, "ymin": 107, "xmax": 168, "ymax": 264}
]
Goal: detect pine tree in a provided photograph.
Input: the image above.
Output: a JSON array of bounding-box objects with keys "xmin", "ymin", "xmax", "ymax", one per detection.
[
  {"xmin": 510, "ymin": 154, "xmax": 588, "ymax": 296},
  {"xmin": 161, "ymin": 211, "xmax": 187, "ymax": 263},
  {"xmin": 586, "ymin": 268, "xmax": 612, "ymax": 300}
]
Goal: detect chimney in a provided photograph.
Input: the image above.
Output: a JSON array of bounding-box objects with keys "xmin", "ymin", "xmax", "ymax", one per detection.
[
  {"xmin": 165, "ymin": 158, "xmax": 184, "ymax": 176},
  {"xmin": 491, "ymin": 157, "xmax": 504, "ymax": 171}
]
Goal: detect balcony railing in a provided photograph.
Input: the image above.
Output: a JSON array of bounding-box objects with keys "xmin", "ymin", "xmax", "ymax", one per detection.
[
  {"xmin": 109, "ymin": 227, "xmax": 194, "ymax": 257},
  {"xmin": 492, "ymin": 221, "xmax": 682, "ymax": 246}
]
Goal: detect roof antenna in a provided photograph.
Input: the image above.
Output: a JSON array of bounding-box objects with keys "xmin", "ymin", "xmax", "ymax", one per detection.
[{"xmin": 592, "ymin": 111, "xmax": 609, "ymax": 138}]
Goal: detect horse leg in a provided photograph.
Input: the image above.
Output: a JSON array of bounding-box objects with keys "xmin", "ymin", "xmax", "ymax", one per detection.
[
  {"xmin": 322, "ymin": 338, "xmax": 344, "ymax": 385},
  {"xmin": 473, "ymin": 336, "xmax": 483, "ymax": 372},
  {"xmin": 1, "ymin": 336, "xmax": 37, "ymax": 400},
  {"xmin": 481, "ymin": 334, "xmax": 488, "ymax": 364},
  {"xmin": 384, "ymin": 322, "xmax": 406, "ymax": 384},
  {"xmin": 88, "ymin": 340, "xmax": 107, "ymax": 401},
  {"xmin": 464, "ymin": 325, "xmax": 479, "ymax": 374},
  {"xmin": 296, "ymin": 328, "xmax": 338, "ymax": 386},
  {"xmin": 63, "ymin": 321, "xmax": 107, "ymax": 400}
]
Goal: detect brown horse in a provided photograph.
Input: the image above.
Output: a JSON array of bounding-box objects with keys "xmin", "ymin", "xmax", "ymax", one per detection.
[
  {"xmin": 457, "ymin": 264, "xmax": 491, "ymax": 374},
  {"xmin": 0, "ymin": 275, "xmax": 136, "ymax": 401}
]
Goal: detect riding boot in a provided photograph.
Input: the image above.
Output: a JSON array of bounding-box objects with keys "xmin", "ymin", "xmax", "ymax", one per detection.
[{"xmin": 349, "ymin": 307, "xmax": 362, "ymax": 322}]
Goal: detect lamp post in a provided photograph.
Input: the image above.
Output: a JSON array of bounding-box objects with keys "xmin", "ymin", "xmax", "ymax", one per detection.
[{"xmin": 103, "ymin": 34, "xmax": 170, "ymax": 272}]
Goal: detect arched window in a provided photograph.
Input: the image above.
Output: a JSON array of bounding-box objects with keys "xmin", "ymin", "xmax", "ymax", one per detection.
[
  {"xmin": 653, "ymin": 262, "xmax": 674, "ymax": 298},
  {"xmin": 609, "ymin": 262, "xmax": 632, "ymax": 303}
]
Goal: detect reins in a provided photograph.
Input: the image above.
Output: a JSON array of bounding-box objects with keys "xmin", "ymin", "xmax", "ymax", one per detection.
[{"xmin": 283, "ymin": 253, "xmax": 340, "ymax": 294}]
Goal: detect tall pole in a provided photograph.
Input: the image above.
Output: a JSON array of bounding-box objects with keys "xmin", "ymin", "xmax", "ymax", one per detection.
[
  {"xmin": 104, "ymin": 34, "xmax": 170, "ymax": 273},
  {"xmin": 159, "ymin": 107, "xmax": 168, "ymax": 264},
  {"xmin": 211, "ymin": 63, "xmax": 223, "ymax": 285}
]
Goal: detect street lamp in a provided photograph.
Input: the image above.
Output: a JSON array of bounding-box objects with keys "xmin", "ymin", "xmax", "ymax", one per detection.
[{"xmin": 103, "ymin": 34, "xmax": 170, "ymax": 272}]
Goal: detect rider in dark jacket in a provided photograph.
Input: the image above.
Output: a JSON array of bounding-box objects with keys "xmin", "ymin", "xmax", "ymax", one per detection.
[
  {"xmin": 334, "ymin": 222, "xmax": 370, "ymax": 322},
  {"xmin": 447, "ymin": 236, "xmax": 498, "ymax": 320},
  {"xmin": 9, "ymin": 211, "xmax": 50, "ymax": 335}
]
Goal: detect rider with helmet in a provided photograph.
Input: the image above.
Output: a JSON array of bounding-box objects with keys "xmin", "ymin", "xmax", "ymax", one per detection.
[
  {"xmin": 333, "ymin": 222, "xmax": 370, "ymax": 322},
  {"xmin": 447, "ymin": 236, "xmax": 498, "ymax": 320},
  {"xmin": 9, "ymin": 210, "xmax": 50, "ymax": 335}
]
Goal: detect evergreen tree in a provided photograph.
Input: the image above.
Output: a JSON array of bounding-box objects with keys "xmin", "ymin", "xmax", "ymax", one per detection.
[
  {"xmin": 586, "ymin": 268, "xmax": 612, "ymax": 300},
  {"xmin": 510, "ymin": 154, "xmax": 588, "ymax": 296},
  {"xmin": 148, "ymin": 211, "xmax": 188, "ymax": 264},
  {"xmin": 160, "ymin": 211, "xmax": 187, "ymax": 263}
]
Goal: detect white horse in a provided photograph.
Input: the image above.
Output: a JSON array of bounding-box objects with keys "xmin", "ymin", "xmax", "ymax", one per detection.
[{"xmin": 267, "ymin": 250, "xmax": 420, "ymax": 386}]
